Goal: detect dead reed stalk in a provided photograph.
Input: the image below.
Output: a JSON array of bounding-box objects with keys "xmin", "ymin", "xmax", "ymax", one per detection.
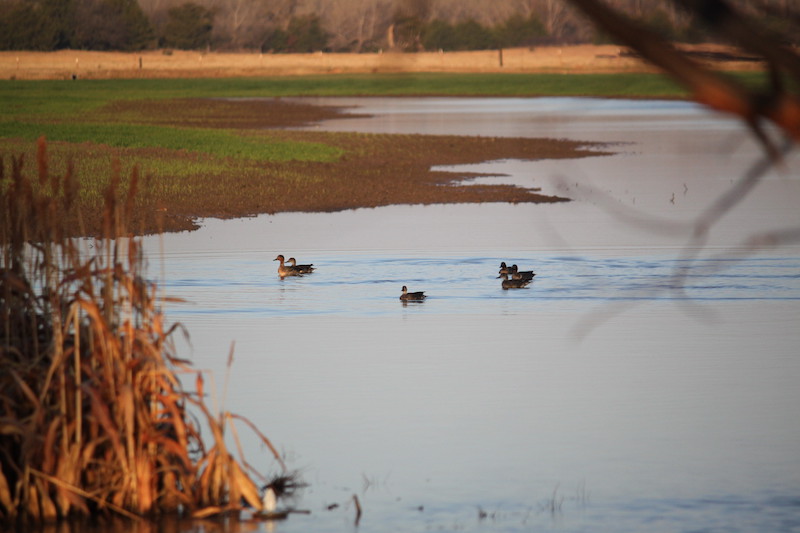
[{"xmin": 0, "ymin": 137, "xmax": 283, "ymax": 525}]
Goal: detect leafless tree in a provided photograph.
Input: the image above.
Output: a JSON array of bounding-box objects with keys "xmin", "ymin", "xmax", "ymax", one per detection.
[
  {"xmin": 320, "ymin": 0, "xmax": 394, "ymax": 51},
  {"xmin": 133, "ymin": 0, "xmax": 800, "ymax": 51},
  {"xmin": 215, "ymin": 0, "xmax": 272, "ymax": 48},
  {"xmin": 539, "ymin": 0, "xmax": 571, "ymax": 37}
]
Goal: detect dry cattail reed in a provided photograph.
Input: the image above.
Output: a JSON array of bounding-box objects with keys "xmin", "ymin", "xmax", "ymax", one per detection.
[{"xmin": 1, "ymin": 137, "xmax": 284, "ymax": 525}]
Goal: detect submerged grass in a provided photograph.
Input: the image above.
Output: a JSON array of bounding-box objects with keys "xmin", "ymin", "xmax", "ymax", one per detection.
[{"xmin": 0, "ymin": 138, "xmax": 285, "ymax": 524}]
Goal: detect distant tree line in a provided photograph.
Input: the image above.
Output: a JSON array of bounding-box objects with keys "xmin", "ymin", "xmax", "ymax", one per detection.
[
  {"xmin": 0, "ymin": 0, "xmax": 796, "ymax": 52},
  {"xmin": 0, "ymin": 0, "xmax": 153, "ymax": 51}
]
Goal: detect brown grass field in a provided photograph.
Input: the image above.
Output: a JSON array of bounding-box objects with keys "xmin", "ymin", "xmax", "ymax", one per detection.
[{"xmin": 0, "ymin": 43, "xmax": 765, "ymax": 80}]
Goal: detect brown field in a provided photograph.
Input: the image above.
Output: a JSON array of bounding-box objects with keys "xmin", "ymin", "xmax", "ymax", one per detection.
[{"xmin": 0, "ymin": 43, "xmax": 765, "ymax": 80}]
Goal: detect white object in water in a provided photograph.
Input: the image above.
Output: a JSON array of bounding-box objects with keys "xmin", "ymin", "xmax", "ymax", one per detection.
[{"xmin": 261, "ymin": 487, "xmax": 277, "ymax": 512}]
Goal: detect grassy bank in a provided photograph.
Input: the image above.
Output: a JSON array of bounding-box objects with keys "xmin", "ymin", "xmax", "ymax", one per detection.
[
  {"xmin": 1, "ymin": 72, "xmax": 697, "ymax": 135},
  {"xmin": 0, "ymin": 142, "xmax": 293, "ymax": 523},
  {"xmin": 1, "ymin": 71, "xmax": 768, "ymax": 236},
  {"xmin": 1, "ymin": 72, "xmax": 698, "ymax": 112},
  {"xmin": 0, "ymin": 71, "xmax": 773, "ymax": 105}
]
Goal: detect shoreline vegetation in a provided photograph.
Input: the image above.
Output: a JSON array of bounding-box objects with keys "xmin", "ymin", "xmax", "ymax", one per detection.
[
  {"xmin": 0, "ymin": 45, "xmax": 770, "ymax": 236},
  {"xmin": 0, "ymin": 97, "xmax": 603, "ymax": 236},
  {"xmin": 0, "ymin": 140, "xmax": 294, "ymax": 523}
]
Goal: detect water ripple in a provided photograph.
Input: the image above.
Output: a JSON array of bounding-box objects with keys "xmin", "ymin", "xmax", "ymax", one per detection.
[{"xmin": 156, "ymin": 252, "xmax": 800, "ymax": 320}]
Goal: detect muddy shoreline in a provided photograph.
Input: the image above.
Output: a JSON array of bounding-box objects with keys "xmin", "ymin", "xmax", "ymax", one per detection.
[
  {"xmin": 0, "ymin": 97, "xmax": 609, "ymax": 236},
  {"xmin": 121, "ymin": 98, "xmax": 607, "ymax": 235}
]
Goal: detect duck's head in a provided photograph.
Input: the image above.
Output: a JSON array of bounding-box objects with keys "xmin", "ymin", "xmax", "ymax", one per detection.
[
  {"xmin": 401, "ymin": 286, "xmax": 408, "ymax": 293},
  {"xmin": 274, "ymin": 254, "xmax": 285, "ymax": 262}
]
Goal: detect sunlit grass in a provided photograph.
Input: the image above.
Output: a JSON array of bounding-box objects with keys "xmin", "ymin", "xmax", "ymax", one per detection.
[
  {"xmin": 0, "ymin": 140, "xmax": 287, "ymax": 523},
  {"xmin": 0, "ymin": 71, "xmax": 773, "ymax": 120},
  {"xmin": 0, "ymin": 138, "xmax": 331, "ymax": 228},
  {"xmin": 0, "ymin": 121, "xmax": 342, "ymax": 162}
]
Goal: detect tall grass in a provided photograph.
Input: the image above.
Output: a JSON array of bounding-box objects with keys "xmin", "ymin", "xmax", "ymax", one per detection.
[{"xmin": 0, "ymin": 137, "xmax": 283, "ymax": 524}]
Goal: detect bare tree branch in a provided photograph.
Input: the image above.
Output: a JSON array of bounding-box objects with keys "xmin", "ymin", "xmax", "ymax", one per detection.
[{"xmin": 564, "ymin": 0, "xmax": 800, "ymax": 337}]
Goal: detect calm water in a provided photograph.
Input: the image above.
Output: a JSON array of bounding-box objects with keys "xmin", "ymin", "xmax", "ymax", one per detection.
[{"xmin": 136, "ymin": 98, "xmax": 800, "ymax": 532}]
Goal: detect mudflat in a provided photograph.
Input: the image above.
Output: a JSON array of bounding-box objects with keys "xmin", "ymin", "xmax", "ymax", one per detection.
[{"xmin": 3, "ymin": 98, "xmax": 605, "ymax": 236}]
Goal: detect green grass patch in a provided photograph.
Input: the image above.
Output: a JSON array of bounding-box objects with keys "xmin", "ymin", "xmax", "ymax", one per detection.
[
  {"xmin": 0, "ymin": 71, "xmax": 773, "ymax": 118},
  {"xmin": 0, "ymin": 135, "xmax": 331, "ymax": 218},
  {"xmin": 0, "ymin": 121, "xmax": 342, "ymax": 162}
]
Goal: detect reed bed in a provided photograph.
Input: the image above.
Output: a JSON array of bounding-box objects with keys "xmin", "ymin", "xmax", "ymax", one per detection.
[{"xmin": 0, "ymin": 137, "xmax": 283, "ymax": 525}]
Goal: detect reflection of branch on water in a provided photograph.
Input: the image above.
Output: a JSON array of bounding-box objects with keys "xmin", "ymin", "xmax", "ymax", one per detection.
[
  {"xmin": 552, "ymin": 174, "xmax": 694, "ymax": 236},
  {"xmin": 696, "ymin": 139, "xmax": 793, "ymax": 237},
  {"xmin": 353, "ymin": 494, "xmax": 363, "ymax": 526},
  {"xmin": 673, "ymin": 137, "xmax": 797, "ymax": 285},
  {"xmin": 565, "ymin": 0, "xmax": 799, "ymax": 337}
]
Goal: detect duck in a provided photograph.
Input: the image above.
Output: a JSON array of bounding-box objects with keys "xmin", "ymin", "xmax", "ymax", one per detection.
[
  {"xmin": 287, "ymin": 257, "xmax": 315, "ymax": 274},
  {"xmin": 400, "ymin": 286, "xmax": 427, "ymax": 301},
  {"xmin": 500, "ymin": 273, "xmax": 531, "ymax": 289},
  {"xmin": 274, "ymin": 254, "xmax": 303, "ymax": 277},
  {"xmin": 510, "ymin": 264, "xmax": 536, "ymax": 281}
]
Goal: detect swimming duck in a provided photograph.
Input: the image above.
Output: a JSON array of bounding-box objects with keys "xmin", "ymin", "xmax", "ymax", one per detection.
[
  {"xmin": 500, "ymin": 273, "xmax": 531, "ymax": 289},
  {"xmin": 510, "ymin": 265, "xmax": 536, "ymax": 281},
  {"xmin": 400, "ymin": 286, "xmax": 427, "ymax": 301},
  {"xmin": 274, "ymin": 254, "xmax": 303, "ymax": 277},
  {"xmin": 287, "ymin": 257, "xmax": 315, "ymax": 274}
]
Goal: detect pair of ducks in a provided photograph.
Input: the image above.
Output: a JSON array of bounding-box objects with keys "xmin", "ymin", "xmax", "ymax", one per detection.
[
  {"xmin": 274, "ymin": 254, "xmax": 315, "ymax": 277},
  {"xmin": 498, "ymin": 262, "xmax": 536, "ymax": 289}
]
